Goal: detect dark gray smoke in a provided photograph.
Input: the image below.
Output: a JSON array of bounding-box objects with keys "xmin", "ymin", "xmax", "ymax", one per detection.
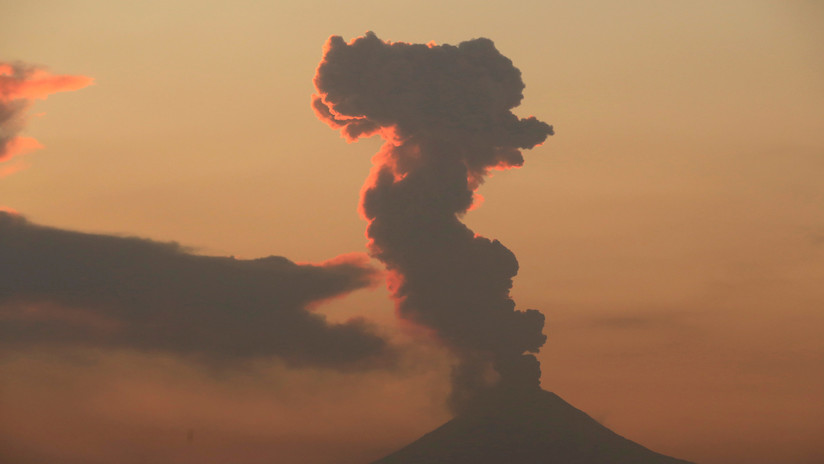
[
  {"xmin": 313, "ymin": 32, "xmax": 553, "ymax": 411},
  {"xmin": 0, "ymin": 212, "xmax": 389, "ymax": 368}
]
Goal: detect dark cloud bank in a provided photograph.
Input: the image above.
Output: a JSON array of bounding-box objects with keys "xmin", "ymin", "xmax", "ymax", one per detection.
[
  {"xmin": 314, "ymin": 32, "xmax": 554, "ymax": 411},
  {"xmin": 0, "ymin": 212, "xmax": 389, "ymax": 368}
]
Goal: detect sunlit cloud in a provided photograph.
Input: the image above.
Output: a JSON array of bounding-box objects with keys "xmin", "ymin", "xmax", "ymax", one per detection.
[{"xmin": 0, "ymin": 62, "xmax": 93, "ymax": 174}]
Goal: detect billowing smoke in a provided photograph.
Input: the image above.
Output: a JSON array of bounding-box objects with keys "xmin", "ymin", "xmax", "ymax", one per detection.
[
  {"xmin": 0, "ymin": 62, "xmax": 93, "ymax": 177},
  {"xmin": 313, "ymin": 32, "xmax": 553, "ymax": 411},
  {"xmin": 0, "ymin": 212, "xmax": 390, "ymax": 368}
]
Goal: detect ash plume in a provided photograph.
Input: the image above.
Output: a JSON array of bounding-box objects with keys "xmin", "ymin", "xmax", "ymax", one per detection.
[
  {"xmin": 313, "ymin": 32, "xmax": 553, "ymax": 411},
  {"xmin": 0, "ymin": 62, "xmax": 93, "ymax": 177},
  {"xmin": 0, "ymin": 212, "xmax": 389, "ymax": 368}
]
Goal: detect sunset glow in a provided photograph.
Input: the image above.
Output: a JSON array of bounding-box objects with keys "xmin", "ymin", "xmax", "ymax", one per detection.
[
  {"xmin": 1, "ymin": 2, "xmax": 822, "ymax": 464},
  {"xmin": 0, "ymin": 62, "xmax": 93, "ymax": 178},
  {"xmin": 0, "ymin": 65, "xmax": 93, "ymax": 101}
]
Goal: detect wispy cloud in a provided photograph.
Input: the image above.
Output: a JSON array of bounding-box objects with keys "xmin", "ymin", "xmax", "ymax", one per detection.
[{"xmin": 0, "ymin": 62, "xmax": 93, "ymax": 174}]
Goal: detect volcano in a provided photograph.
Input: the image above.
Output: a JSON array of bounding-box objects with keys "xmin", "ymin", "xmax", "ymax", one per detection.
[{"xmin": 372, "ymin": 387, "xmax": 693, "ymax": 464}]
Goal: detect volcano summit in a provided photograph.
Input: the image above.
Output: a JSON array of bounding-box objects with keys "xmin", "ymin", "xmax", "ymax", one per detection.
[{"xmin": 371, "ymin": 385, "xmax": 693, "ymax": 463}]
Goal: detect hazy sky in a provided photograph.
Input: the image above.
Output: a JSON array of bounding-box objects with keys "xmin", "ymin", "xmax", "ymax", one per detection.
[{"xmin": 1, "ymin": 1, "xmax": 822, "ymax": 463}]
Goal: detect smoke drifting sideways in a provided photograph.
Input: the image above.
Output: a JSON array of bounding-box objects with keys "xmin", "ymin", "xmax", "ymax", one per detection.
[
  {"xmin": 0, "ymin": 212, "xmax": 391, "ymax": 369},
  {"xmin": 313, "ymin": 32, "xmax": 554, "ymax": 411},
  {"xmin": 0, "ymin": 62, "xmax": 93, "ymax": 177}
]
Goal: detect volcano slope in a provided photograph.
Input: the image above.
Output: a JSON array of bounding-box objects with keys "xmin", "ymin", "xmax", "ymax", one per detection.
[{"xmin": 372, "ymin": 387, "xmax": 693, "ymax": 464}]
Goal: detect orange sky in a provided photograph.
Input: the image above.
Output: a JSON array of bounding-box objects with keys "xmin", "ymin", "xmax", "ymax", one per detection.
[{"xmin": 1, "ymin": 1, "xmax": 822, "ymax": 463}]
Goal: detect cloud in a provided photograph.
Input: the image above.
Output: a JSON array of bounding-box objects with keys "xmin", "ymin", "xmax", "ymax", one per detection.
[
  {"xmin": 0, "ymin": 62, "xmax": 93, "ymax": 172},
  {"xmin": 313, "ymin": 32, "xmax": 553, "ymax": 411},
  {"xmin": 0, "ymin": 212, "xmax": 390, "ymax": 368}
]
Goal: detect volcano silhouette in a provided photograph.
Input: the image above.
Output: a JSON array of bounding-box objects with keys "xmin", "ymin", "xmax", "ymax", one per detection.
[{"xmin": 372, "ymin": 386, "xmax": 693, "ymax": 464}]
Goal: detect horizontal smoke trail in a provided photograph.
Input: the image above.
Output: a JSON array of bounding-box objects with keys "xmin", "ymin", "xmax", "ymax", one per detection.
[
  {"xmin": 313, "ymin": 32, "xmax": 553, "ymax": 411},
  {"xmin": 0, "ymin": 212, "xmax": 391, "ymax": 368}
]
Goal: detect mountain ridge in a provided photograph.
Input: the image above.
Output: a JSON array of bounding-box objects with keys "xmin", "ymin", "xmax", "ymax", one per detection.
[{"xmin": 371, "ymin": 388, "xmax": 693, "ymax": 464}]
